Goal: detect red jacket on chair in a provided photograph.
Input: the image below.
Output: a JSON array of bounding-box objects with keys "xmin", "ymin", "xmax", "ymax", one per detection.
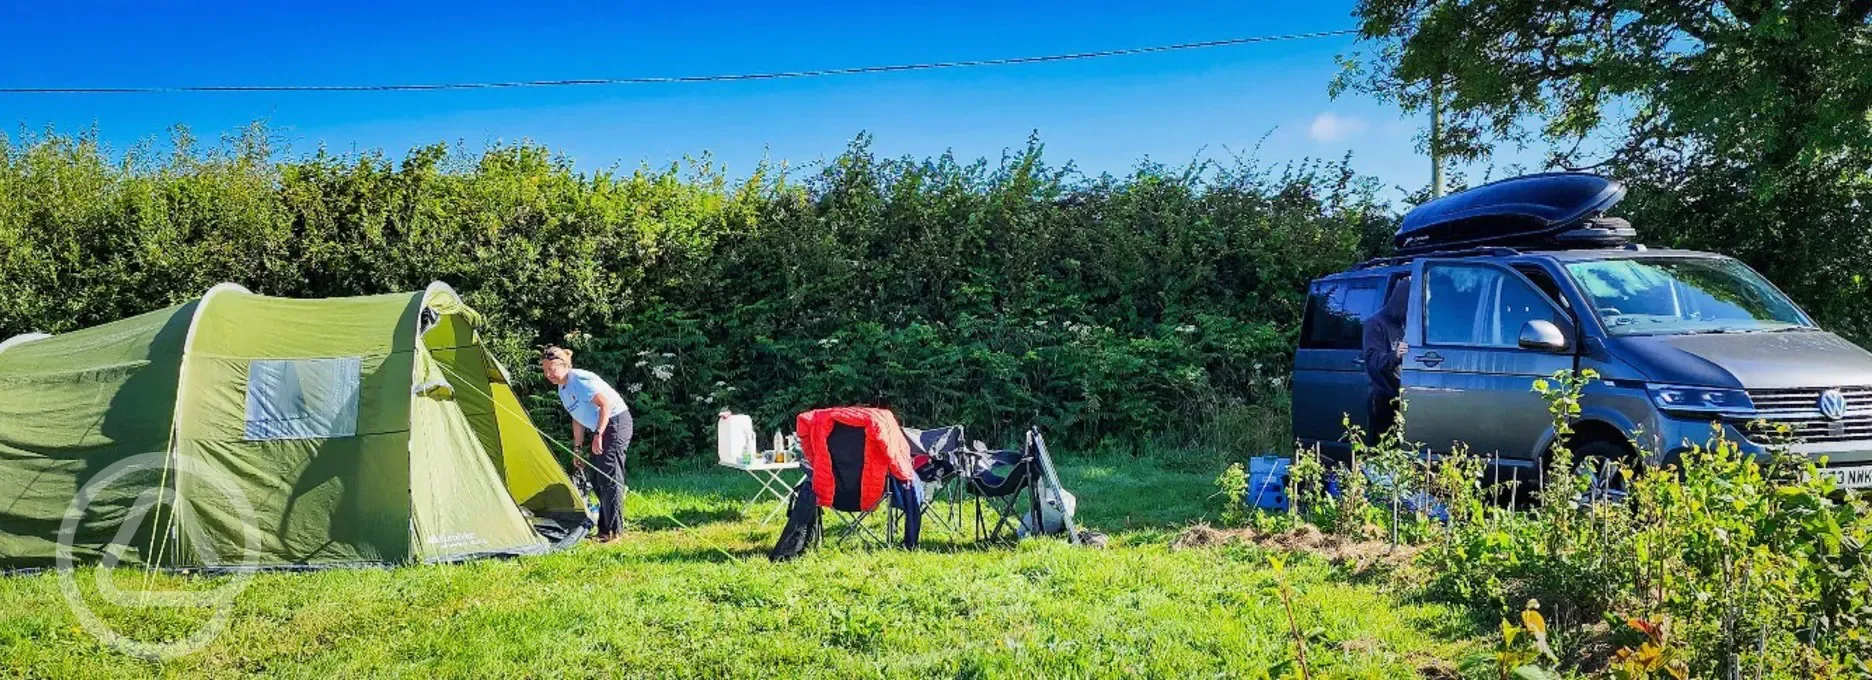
[{"xmin": 796, "ymin": 407, "xmax": 915, "ymax": 511}]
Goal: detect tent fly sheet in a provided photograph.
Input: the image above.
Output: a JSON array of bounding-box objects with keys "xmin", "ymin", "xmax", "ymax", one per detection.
[{"xmin": 0, "ymin": 283, "xmax": 587, "ymax": 570}]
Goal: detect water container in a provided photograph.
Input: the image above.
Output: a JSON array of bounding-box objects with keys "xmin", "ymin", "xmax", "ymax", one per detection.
[
  {"xmin": 1246, "ymin": 456, "xmax": 1289, "ymax": 511},
  {"xmin": 717, "ymin": 412, "xmax": 757, "ymax": 465}
]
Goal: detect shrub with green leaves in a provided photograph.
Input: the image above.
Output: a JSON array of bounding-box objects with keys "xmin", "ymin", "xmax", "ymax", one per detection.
[
  {"xmin": 1238, "ymin": 369, "xmax": 1869, "ymax": 675},
  {"xmin": 0, "ymin": 125, "xmax": 1389, "ymax": 460},
  {"xmin": 1412, "ymin": 370, "xmax": 1872, "ymax": 677}
]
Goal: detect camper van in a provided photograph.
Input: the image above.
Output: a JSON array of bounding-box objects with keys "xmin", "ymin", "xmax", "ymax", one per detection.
[{"xmin": 1291, "ymin": 172, "xmax": 1872, "ymax": 490}]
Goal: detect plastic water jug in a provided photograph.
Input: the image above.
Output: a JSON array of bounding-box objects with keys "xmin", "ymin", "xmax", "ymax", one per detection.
[{"xmin": 717, "ymin": 412, "xmax": 757, "ymax": 465}]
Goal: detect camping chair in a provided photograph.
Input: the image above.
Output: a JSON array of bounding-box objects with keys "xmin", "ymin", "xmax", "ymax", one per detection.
[
  {"xmin": 795, "ymin": 408, "xmax": 921, "ymax": 550},
  {"xmin": 903, "ymin": 425, "xmax": 971, "ymax": 541},
  {"xmin": 960, "ymin": 443, "xmax": 1043, "ymax": 543}
]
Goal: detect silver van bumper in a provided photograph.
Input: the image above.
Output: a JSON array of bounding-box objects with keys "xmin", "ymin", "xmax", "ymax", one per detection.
[{"xmin": 1650, "ymin": 415, "xmax": 1872, "ymax": 489}]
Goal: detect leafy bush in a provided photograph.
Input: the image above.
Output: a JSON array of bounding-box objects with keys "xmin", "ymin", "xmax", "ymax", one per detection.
[
  {"xmin": 1255, "ymin": 369, "xmax": 1871, "ymax": 675},
  {"xmin": 1411, "ymin": 372, "xmax": 1872, "ymax": 677},
  {"xmin": 0, "ymin": 125, "xmax": 1389, "ymax": 460},
  {"xmin": 1213, "ymin": 462, "xmax": 1251, "ymax": 528}
]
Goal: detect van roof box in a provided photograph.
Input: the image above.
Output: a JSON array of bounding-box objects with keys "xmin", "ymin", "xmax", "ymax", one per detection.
[{"xmin": 1395, "ymin": 172, "xmax": 1633, "ymax": 255}]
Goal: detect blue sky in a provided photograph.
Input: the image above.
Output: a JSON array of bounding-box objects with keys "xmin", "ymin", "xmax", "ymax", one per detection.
[{"xmin": 4, "ymin": 1, "xmax": 1545, "ymax": 202}]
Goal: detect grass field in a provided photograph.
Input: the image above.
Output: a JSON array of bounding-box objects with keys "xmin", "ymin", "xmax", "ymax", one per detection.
[{"xmin": 0, "ymin": 454, "xmax": 1484, "ymax": 678}]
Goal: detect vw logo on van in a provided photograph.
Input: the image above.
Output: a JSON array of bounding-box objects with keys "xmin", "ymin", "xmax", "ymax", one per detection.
[{"xmin": 1819, "ymin": 389, "xmax": 1849, "ymax": 421}]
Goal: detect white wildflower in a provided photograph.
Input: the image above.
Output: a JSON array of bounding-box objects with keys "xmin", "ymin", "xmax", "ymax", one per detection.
[
  {"xmin": 650, "ymin": 365, "xmax": 674, "ymax": 382},
  {"xmin": 627, "ymin": 383, "xmax": 643, "ymax": 394},
  {"xmin": 633, "ymin": 360, "xmax": 647, "ymax": 368}
]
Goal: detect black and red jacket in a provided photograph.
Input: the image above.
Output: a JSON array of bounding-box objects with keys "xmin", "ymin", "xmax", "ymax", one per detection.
[{"xmin": 796, "ymin": 407, "xmax": 915, "ymax": 512}]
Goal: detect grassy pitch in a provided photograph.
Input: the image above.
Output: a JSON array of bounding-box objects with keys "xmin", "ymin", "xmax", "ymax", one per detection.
[{"xmin": 0, "ymin": 455, "xmax": 1479, "ymax": 678}]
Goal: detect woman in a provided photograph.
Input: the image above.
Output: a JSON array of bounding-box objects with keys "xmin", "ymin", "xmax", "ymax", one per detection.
[{"xmin": 540, "ymin": 346, "xmax": 632, "ymax": 543}]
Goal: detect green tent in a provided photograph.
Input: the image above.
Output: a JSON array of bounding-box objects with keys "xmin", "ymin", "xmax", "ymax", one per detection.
[{"xmin": 0, "ymin": 283, "xmax": 588, "ymax": 570}]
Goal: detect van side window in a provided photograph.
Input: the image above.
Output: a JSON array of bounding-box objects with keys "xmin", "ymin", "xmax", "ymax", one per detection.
[
  {"xmin": 1300, "ymin": 277, "xmax": 1385, "ymax": 350},
  {"xmin": 1424, "ymin": 264, "xmax": 1566, "ymax": 348},
  {"xmin": 1511, "ymin": 264, "xmax": 1571, "ymax": 312}
]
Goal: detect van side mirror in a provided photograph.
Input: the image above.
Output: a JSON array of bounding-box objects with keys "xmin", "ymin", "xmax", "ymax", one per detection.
[{"xmin": 1518, "ymin": 319, "xmax": 1570, "ymax": 352}]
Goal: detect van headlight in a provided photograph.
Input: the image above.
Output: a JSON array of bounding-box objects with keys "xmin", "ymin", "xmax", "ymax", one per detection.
[{"xmin": 1646, "ymin": 384, "xmax": 1755, "ymax": 416}]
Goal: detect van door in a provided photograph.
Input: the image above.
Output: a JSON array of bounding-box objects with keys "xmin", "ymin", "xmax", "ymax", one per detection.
[
  {"xmin": 1404, "ymin": 260, "xmax": 1577, "ymax": 462},
  {"xmin": 1293, "ymin": 275, "xmax": 1390, "ymax": 458}
]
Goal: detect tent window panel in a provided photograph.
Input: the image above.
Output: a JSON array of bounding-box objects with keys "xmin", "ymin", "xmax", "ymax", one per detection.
[{"xmin": 244, "ymin": 357, "xmax": 362, "ymax": 441}]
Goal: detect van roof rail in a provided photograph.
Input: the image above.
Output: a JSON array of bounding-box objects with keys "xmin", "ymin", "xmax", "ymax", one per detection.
[{"xmin": 1350, "ymin": 246, "xmax": 1523, "ymax": 270}]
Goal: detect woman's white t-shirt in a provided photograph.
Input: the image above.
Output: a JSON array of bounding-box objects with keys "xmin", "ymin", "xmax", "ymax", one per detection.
[{"xmin": 557, "ymin": 368, "xmax": 626, "ymax": 430}]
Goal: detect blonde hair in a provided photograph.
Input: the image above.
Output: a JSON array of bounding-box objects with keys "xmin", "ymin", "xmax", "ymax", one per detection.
[{"xmin": 542, "ymin": 346, "xmax": 573, "ymax": 365}]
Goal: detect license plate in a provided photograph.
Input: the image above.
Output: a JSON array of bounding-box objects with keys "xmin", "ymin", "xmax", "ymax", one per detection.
[{"xmin": 1823, "ymin": 466, "xmax": 1872, "ymax": 489}]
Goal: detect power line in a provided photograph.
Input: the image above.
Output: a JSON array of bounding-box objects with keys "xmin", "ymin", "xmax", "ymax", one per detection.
[{"xmin": 0, "ymin": 29, "xmax": 1358, "ymax": 95}]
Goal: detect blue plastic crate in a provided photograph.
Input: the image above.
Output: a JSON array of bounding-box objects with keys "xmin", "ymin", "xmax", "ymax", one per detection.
[{"xmin": 1246, "ymin": 455, "xmax": 1289, "ymax": 511}]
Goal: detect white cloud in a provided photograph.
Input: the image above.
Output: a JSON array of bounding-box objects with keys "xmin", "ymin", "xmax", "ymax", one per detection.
[{"xmin": 1307, "ymin": 112, "xmax": 1369, "ymax": 143}]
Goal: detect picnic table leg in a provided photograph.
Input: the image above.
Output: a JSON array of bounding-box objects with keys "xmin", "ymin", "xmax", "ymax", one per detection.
[
  {"xmin": 753, "ymin": 468, "xmax": 804, "ymax": 526},
  {"xmin": 746, "ymin": 469, "xmax": 780, "ymax": 519},
  {"xmin": 758, "ymin": 469, "xmax": 787, "ymax": 525},
  {"xmin": 740, "ymin": 469, "xmax": 767, "ymax": 518}
]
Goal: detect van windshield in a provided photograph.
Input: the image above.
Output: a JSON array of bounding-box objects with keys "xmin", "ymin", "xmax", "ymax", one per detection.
[{"xmin": 1563, "ymin": 257, "xmax": 1812, "ymax": 336}]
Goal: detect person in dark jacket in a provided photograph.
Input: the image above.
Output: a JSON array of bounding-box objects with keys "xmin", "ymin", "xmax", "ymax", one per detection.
[{"xmin": 1362, "ymin": 282, "xmax": 1410, "ymax": 440}]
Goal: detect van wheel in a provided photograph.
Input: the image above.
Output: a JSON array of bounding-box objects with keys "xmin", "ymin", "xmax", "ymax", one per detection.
[{"xmin": 1563, "ymin": 438, "xmax": 1636, "ymax": 504}]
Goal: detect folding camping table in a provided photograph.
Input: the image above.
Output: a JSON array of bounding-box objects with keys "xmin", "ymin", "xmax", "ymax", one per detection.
[{"xmin": 719, "ymin": 458, "xmax": 804, "ymax": 525}]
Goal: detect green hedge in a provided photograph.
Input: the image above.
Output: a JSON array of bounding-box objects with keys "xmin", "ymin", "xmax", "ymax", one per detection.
[{"xmin": 0, "ymin": 126, "xmax": 1392, "ymax": 460}]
